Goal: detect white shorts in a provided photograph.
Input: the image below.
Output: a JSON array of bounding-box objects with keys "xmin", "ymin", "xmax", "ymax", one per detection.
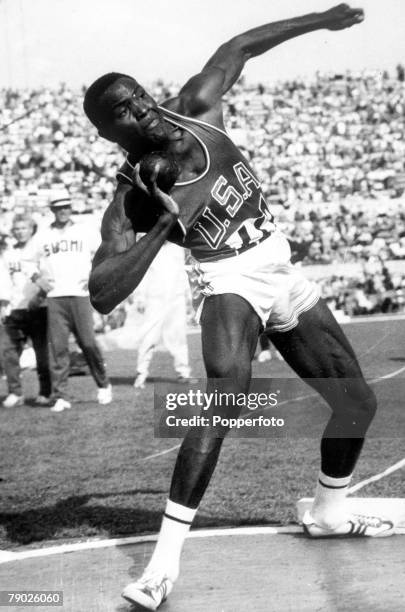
[{"xmin": 188, "ymin": 231, "xmax": 320, "ymax": 332}]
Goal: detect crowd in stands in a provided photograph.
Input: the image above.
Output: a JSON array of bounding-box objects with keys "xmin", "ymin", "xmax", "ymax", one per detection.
[
  {"xmin": 1, "ymin": 67, "xmax": 405, "ymax": 317},
  {"xmin": 319, "ymin": 256, "xmax": 405, "ymax": 317}
]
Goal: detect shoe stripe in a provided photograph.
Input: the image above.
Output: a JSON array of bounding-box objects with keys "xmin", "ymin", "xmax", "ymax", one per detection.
[
  {"xmin": 164, "ymin": 512, "xmax": 192, "ymax": 526},
  {"xmin": 318, "ymin": 479, "xmax": 349, "ymax": 490},
  {"xmin": 304, "ymin": 516, "xmax": 394, "ymax": 538}
]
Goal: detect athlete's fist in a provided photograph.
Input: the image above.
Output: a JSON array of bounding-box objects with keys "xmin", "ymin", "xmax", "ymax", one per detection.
[{"xmin": 323, "ymin": 4, "xmax": 364, "ymax": 30}]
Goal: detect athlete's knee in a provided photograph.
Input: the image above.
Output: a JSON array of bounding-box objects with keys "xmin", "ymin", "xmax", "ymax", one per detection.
[
  {"xmin": 356, "ymin": 386, "xmax": 377, "ymax": 422},
  {"xmin": 344, "ymin": 383, "xmax": 377, "ymax": 431}
]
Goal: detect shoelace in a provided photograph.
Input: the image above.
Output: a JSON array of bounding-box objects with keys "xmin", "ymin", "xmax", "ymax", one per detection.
[
  {"xmin": 138, "ymin": 569, "xmax": 168, "ymax": 589},
  {"xmin": 353, "ymin": 514, "xmax": 383, "ymax": 528}
]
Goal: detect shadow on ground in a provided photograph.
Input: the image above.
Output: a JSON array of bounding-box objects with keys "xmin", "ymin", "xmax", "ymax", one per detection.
[{"xmin": 0, "ymin": 488, "xmax": 279, "ymax": 548}]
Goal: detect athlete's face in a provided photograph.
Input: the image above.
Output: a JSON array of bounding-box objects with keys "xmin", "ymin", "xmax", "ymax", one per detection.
[
  {"xmin": 12, "ymin": 221, "xmax": 33, "ymax": 245},
  {"xmin": 98, "ymin": 77, "xmax": 169, "ymax": 153}
]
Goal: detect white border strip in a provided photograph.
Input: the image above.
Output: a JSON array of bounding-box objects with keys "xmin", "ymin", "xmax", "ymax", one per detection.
[
  {"xmin": 348, "ymin": 458, "xmax": 405, "ymax": 494},
  {"xmin": 1, "ymin": 523, "xmax": 404, "ymax": 565},
  {"xmin": 0, "ymin": 526, "xmax": 305, "ymax": 564}
]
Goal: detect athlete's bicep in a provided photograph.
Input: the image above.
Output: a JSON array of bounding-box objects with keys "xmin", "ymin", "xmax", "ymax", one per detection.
[
  {"xmin": 178, "ymin": 68, "xmax": 226, "ymax": 115},
  {"xmin": 178, "ymin": 42, "xmax": 245, "ymax": 115}
]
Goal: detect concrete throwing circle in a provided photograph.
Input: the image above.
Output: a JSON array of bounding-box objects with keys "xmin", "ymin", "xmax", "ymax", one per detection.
[{"xmin": 0, "ymin": 527, "xmax": 404, "ymax": 611}]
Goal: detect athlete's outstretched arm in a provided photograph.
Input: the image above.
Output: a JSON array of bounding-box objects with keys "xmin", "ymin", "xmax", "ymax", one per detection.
[
  {"xmin": 89, "ymin": 178, "xmax": 179, "ymax": 314},
  {"xmin": 179, "ymin": 4, "xmax": 363, "ymax": 114}
]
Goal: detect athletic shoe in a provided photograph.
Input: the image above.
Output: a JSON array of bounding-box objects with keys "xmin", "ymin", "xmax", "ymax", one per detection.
[
  {"xmin": 97, "ymin": 384, "xmax": 112, "ymax": 405},
  {"xmin": 50, "ymin": 398, "xmax": 72, "ymax": 413},
  {"xmin": 2, "ymin": 394, "xmax": 24, "ymax": 408},
  {"xmin": 302, "ymin": 510, "xmax": 395, "ymax": 538},
  {"xmin": 122, "ymin": 569, "xmax": 173, "ymax": 610},
  {"xmin": 34, "ymin": 395, "xmax": 51, "ymax": 407},
  {"xmin": 134, "ymin": 373, "xmax": 147, "ymax": 389},
  {"xmin": 257, "ymin": 350, "xmax": 272, "ymax": 363}
]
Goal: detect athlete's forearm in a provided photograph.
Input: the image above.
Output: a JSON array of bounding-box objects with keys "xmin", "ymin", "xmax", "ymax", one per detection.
[
  {"xmin": 89, "ymin": 214, "xmax": 177, "ymax": 314},
  {"xmin": 230, "ymin": 12, "xmax": 327, "ymax": 59},
  {"xmin": 203, "ymin": 12, "xmax": 329, "ymax": 95}
]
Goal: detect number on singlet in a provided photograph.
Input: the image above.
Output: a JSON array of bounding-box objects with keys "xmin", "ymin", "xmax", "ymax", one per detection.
[{"xmin": 193, "ymin": 163, "xmax": 275, "ymax": 252}]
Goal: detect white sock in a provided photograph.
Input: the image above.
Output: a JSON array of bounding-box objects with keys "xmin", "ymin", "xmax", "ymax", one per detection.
[
  {"xmin": 311, "ymin": 471, "xmax": 352, "ymax": 529},
  {"xmin": 147, "ymin": 500, "xmax": 197, "ymax": 582}
]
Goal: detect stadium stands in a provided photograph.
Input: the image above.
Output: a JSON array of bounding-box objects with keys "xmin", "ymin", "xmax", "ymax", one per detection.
[{"xmin": 1, "ymin": 69, "xmax": 404, "ymax": 316}]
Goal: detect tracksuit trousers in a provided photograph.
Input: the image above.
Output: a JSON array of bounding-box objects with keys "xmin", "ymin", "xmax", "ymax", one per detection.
[
  {"xmin": 47, "ymin": 296, "xmax": 109, "ymax": 400},
  {"xmin": 3, "ymin": 307, "xmax": 51, "ymax": 397}
]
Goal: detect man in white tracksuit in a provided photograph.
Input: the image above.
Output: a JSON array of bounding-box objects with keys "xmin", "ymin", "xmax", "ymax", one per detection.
[
  {"xmin": 134, "ymin": 241, "xmax": 191, "ymax": 388},
  {"xmin": 34, "ymin": 195, "xmax": 112, "ymax": 412}
]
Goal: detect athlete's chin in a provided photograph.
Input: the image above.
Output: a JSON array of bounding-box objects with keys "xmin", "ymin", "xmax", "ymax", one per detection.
[{"xmin": 145, "ymin": 130, "xmax": 170, "ymax": 148}]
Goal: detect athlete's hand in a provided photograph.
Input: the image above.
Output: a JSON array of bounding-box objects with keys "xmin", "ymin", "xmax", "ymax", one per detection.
[
  {"xmin": 322, "ymin": 4, "xmax": 364, "ymax": 30},
  {"xmin": 133, "ymin": 163, "xmax": 180, "ymax": 217}
]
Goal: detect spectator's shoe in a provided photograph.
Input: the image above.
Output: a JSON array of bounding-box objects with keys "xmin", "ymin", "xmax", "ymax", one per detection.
[
  {"xmin": 50, "ymin": 399, "xmax": 72, "ymax": 413},
  {"xmin": 2, "ymin": 394, "xmax": 24, "ymax": 408},
  {"xmin": 177, "ymin": 375, "xmax": 199, "ymax": 385},
  {"xmin": 122, "ymin": 569, "xmax": 173, "ymax": 610},
  {"xmin": 34, "ymin": 395, "xmax": 51, "ymax": 407},
  {"xmin": 303, "ymin": 510, "xmax": 395, "ymax": 538},
  {"xmin": 134, "ymin": 373, "xmax": 147, "ymax": 389},
  {"xmin": 97, "ymin": 384, "xmax": 112, "ymax": 405},
  {"xmin": 258, "ymin": 350, "xmax": 272, "ymax": 363}
]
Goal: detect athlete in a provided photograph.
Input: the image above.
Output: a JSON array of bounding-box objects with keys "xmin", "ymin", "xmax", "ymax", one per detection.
[{"xmin": 83, "ymin": 5, "xmax": 394, "ymax": 609}]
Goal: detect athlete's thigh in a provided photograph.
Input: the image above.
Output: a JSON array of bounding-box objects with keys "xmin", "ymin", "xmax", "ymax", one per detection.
[
  {"xmin": 270, "ymin": 298, "xmax": 362, "ymax": 378},
  {"xmin": 200, "ymin": 293, "xmax": 261, "ymax": 380},
  {"xmin": 269, "ymin": 298, "xmax": 375, "ymax": 409}
]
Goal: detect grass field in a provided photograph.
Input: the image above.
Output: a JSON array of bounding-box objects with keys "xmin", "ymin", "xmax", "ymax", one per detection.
[{"xmin": 0, "ymin": 317, "xmax": 404, "ymax": 551}]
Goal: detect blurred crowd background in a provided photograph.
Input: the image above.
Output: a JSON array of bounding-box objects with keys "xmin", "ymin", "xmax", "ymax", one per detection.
[{"xmin": 1, "ymin": 66, "xmax": 405, "ymax": 320}]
